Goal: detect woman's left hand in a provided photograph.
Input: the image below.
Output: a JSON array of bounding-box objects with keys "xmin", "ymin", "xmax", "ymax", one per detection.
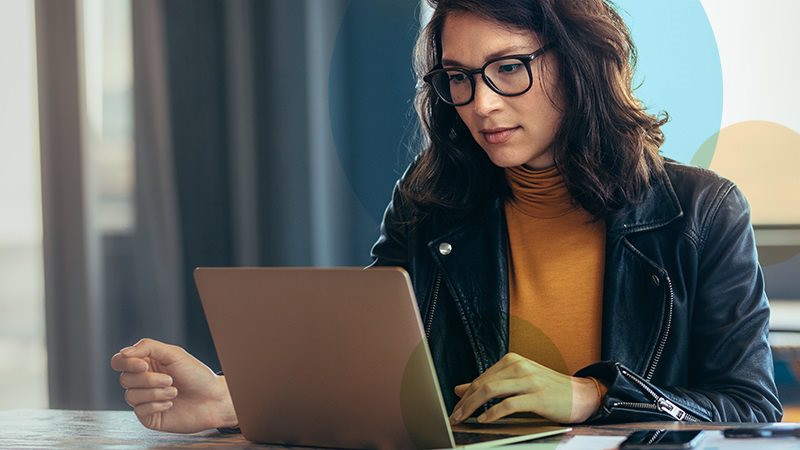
[{"xmin": 449, "ymin": 353, "xmax": 606, "ymax": 425}]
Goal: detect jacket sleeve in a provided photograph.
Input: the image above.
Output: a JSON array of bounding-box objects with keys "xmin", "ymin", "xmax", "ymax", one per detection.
[{"xmin": 577, "ymin": 184, "xmax": 783, "ymax": 423}]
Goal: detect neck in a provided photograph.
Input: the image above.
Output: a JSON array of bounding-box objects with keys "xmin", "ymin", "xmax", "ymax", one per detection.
[{"xmin": 505, "ymin": 165, "xmax": 576, "ymax": 218}]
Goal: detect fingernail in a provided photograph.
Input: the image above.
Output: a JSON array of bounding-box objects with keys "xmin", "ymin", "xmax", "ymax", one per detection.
[
  {"xmin": 477, "ymin": 414, "xmax": 486, "ymax": 423},
  {"xmin": 121, "ymin": 346, "xmax": 134, "ymax": 355},
  {"xmin": 451, "ymin": 409, "xmax": 461, "ymax": 422},
  {"xmin": 165, "ymin": 387, "xmax": 178, "ymax": 398}
]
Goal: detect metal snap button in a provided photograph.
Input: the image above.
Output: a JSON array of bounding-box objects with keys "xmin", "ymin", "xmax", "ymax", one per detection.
[
  {"xmin": 651, "ymin": 274, "xmax": 660, "ymax": 287},
  {"xmin": 438, "ymin": 242, "xmax": 452, "ymax": 256}
]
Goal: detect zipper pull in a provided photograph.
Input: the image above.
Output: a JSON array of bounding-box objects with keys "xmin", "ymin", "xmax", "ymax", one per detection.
[{"xmin": 657, "ymin": 397, "xmax": 687, "ymax": 421}]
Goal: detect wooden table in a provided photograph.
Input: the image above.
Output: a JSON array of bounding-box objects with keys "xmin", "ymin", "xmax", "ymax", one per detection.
[{"xmin": 0, "ymin": 409, "xmax": 791, "ymax": 449}]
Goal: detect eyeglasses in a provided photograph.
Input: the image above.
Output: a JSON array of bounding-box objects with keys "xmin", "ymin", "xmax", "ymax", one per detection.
[{"xmin": 423, "ymin": 43, "xmax": 555, "ymax": 107}]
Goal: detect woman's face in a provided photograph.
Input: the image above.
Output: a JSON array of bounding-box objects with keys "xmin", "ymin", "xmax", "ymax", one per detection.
[{"xmin": 440, "ymin": 12, "xmax": 563, "ymax": 169}]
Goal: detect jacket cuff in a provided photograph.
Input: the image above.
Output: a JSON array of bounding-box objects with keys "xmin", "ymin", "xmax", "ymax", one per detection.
[{"xmin": 575, "ymin": 361, "xmax": 702, "ymax": 423}]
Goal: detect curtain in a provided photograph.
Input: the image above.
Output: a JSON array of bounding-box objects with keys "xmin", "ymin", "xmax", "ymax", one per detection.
[{"xmin": 37, "ymin": 0, "xmax": 420, "ymax": 409}]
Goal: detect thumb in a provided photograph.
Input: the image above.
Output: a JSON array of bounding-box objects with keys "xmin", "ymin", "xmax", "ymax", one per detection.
[{"xmin": 121, "ymin": 338, "xmax": 185, "ymax": 366}]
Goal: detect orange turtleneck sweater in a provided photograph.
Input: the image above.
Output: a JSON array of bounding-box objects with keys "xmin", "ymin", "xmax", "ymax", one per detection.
[{"xmin": 504, "ymin": 165, "xmax": 605, "ymax": 375}]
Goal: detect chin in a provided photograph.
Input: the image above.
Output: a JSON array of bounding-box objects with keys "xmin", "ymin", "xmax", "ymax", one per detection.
[
  {"xmin": 487, "ymin": 158, "xmax": 522, "ymax": 169},
  {"xmin": 482, "ymin": 148, "xmax": 533, "ymax": 169},
  {"xmin": 482, "ymin": 144, "xmax": 555, "ymax": 170}
]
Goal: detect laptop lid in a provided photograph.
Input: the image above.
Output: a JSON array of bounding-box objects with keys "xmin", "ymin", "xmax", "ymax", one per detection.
[
  {"xmin": 194, "ymin": 267, "xmax": 569, "ymax": 449},
  {"xmin": 195, "ymin": 267, "xmax": 454, "ymax": 449}
]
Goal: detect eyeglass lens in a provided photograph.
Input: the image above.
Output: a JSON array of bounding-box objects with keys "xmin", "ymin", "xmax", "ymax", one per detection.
[{"xmin": 431, "ymin": 57, "xmax": 532, "ymax": 105}]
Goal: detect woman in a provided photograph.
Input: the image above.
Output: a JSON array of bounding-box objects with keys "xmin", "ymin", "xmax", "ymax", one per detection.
[{"xmin": 111, "ymin": 0, "xmax": 782, "ymax": 432}]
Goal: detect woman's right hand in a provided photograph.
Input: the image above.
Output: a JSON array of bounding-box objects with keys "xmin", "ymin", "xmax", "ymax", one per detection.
[{"xmin": 110, "ymin": 338, "xmax": 238, "ymax": 433}]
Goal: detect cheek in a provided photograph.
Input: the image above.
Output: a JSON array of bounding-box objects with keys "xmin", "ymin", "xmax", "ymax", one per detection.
[
  {"xmin": 454, "ymin": 108, "xmax": 479, "ymax": 135},
  {"xmin": 525, "ymin": 94, "xmax": 563, "ymax": 134},
  {"xmin": 533, "ymin": 63, "xmax": 565, "ymax": 126}
]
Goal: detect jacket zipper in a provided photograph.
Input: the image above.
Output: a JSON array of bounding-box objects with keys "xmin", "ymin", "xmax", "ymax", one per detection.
[
  {"xmin": 617, "ymin": 240, "xmax": 703, "ymax": 422},
  {"xmin": 645, "ymin": 274, "xmax": 674, "ymax": 381},
  {"xmin": 622, "ymin": 236, "xmax": 675, "ymax": 383},
  {"xmin": 617, "ymin": 367, "xmax": 701, "ymax": 422},
  {"xmin": 425, "ymin": 269, "xmax": 488, "ymax": 372},
  {"xmin": 424, "ymin": 271, "xmax": 443, "ymax": 338}
]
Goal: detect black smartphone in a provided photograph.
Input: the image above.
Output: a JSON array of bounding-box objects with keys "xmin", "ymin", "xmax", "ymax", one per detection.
[
  {"xmin": 618, "ymin": 430, "xmax": 705, "ymax": 450},
  {"xmin": 723, "ymin": 424, "xmax": 800, "ymax": 438}
]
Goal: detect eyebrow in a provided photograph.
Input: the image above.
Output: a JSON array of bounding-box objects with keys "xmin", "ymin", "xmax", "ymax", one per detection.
[{"xmin": 441, "ymin": 45, "xmax": 534, "ymax": 67}]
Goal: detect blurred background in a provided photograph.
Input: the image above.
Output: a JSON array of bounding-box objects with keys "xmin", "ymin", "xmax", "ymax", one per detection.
[{"xmin": 1, "ymin": 0, "xmax": 798, "ymax": 420}]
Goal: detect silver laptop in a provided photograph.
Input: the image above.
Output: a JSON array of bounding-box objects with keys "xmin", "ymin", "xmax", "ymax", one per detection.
[{"xmin": 194, "ymin": 267, "xmax": 570, "ymax": 449}]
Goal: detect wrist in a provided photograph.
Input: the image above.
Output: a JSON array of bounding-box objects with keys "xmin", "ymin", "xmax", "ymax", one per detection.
[
  {"xmin": 214, "ymin": 375, "xmax": 239, "ymax": 429},
  {"xmin": 572, "ymin": 376, "xmax": 607, "ymax": 423}
]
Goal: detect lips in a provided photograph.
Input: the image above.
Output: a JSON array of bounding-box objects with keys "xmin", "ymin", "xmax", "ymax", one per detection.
[{"xmin": 480, "ymin": 126, "xmax": 520, "ymax": 145}]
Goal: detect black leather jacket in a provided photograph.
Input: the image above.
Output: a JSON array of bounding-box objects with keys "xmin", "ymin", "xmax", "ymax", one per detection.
[{"xmin": 370, "ymin": 160, "xmax": 782, "ymax": 423}]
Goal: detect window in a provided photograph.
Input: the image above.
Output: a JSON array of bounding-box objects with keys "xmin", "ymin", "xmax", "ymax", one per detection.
[{"xmin": 0, "ymin": 0, "xmax": 47, "ymax": 409}]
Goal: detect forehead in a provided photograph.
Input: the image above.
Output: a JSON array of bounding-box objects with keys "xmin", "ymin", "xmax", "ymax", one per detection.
[{"xmin": 441, "ymin": 12, "xmax": 541, "ymax": 66}]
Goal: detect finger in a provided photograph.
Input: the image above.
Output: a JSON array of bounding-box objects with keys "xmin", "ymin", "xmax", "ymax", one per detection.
[
  {"xmin": 119, "ymin": 371, "xmax": 174, "ymax": 389},
  {"xmin": 483, "ymin": 353, "xmax": 529, "ymax": 376},
  {"xmin": 121, "ymin": 338, "xmax": 186, "ymax": 366},
  {"xmin": 453, "ymin": 354, "xmax": 529, "ymax": 404},
  {"xmin": 453, "ymin": 361, "xmax": 522, "ymax": 398},
  {"xmin": 124, "ymin": 387, "xmax": 179, "ymax": 407},
  {"xmin": 134, "ymin": 401, "xmax": 174, "ymax": 427},
  {"xmin": 452, "ymin": 361, "xmax": 532, "ymax": 416},
  {"xmin": 476, "ymin": 395, "xmax": 528, "ymax": 423},
  {"xmin": 111, "ymin": 354, "xmax": 149, "ymax": 373},
  {"xmin": 464, "ymin": 353, "xmax": 525, "ymax": 389},
  {"xmin": 450, "ymin": 378, "xmax": 526, "ymax": 424}
]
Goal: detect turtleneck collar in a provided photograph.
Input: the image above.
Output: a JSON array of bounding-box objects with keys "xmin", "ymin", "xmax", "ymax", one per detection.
[{"xmin": 505, "ymin": 165, "xmax": 577, "ymax": 218}]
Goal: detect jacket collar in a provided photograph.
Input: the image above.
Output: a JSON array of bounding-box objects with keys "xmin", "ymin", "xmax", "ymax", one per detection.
[
  {"xmin": 431, "ymin": 167, "xmax": 684, "ymax": 240},
  {"xmin": 605, "ymin": 168, "xmax": 683, "ymax": 235}
]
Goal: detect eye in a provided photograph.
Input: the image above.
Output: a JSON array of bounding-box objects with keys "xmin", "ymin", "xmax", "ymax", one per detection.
[
  {"xmin": 448, "ymin": 72, "xmax": 468, "ymax": 84},
  {"xmin": 498, "ymin": 63, "xmax": 522, "ymax": 74}
]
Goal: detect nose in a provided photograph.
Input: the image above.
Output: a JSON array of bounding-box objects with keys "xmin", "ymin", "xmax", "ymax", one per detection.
[{"xmin": 470, "ymin": 75, "xmax": 502, "ymax": 117}]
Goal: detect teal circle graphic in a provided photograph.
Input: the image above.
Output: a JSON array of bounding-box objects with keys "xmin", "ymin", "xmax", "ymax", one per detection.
[
  {"xmin": 614, "ymin": 1, "xmax": 723, "ymax": 165},
  {"xmin": 329, "ymin": 0, "xmax": 419, "ymax": 223}
]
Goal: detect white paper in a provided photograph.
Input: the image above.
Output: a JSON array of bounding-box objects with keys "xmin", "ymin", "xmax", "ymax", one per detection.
[
  {"xmin": 504, "ymin": 435, "xmax": 624, "ymax": 449},
  {"xmin": 698, "ymin": 430, "xmax": 800, "ymax": 449},
  {"xmin": 503, "ymin": 431, "xmax": 800, "ymax": 449}
]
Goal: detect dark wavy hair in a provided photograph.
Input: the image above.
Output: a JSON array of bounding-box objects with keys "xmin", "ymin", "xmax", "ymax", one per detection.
[{"xmin": 400, "ymin": 0, "xmax": 667, "ymax": 223}]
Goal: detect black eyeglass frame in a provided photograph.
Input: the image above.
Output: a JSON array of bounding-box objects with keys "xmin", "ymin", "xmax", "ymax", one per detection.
[{"xmin": 423, "ymin": 42, "xmax": 556, "ymax": 107}]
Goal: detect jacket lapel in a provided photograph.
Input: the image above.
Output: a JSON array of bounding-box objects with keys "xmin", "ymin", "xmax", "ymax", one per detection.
[
  {"xmin": 601, "ymin": 170, "xmax": 683, "ymax": 374},
  {"xmin": 427, "ymin": 198, "xmax": 509, "ymax": 372}
]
